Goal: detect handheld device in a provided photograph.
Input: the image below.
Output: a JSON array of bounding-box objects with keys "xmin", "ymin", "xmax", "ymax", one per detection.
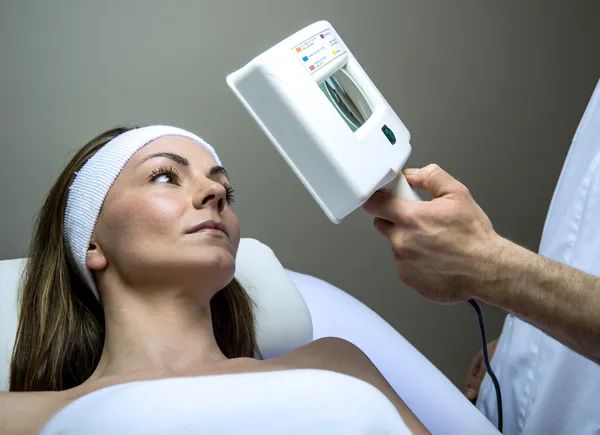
[{"xmin": 226, "ymin": 20, "xmax": 420, "ymax": 224}]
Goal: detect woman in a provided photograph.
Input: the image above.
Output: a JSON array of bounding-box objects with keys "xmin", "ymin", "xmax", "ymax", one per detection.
[{"xmin": 0, "ymin": 125, "xmax": 428, "ymax": 434}]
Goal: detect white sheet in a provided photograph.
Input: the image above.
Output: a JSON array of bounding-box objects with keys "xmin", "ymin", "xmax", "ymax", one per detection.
[
  {"xmin": 288, "ymin": 270, "xmax": 501, "ymax": 435},
  {"xmin": 39, "ymin": 369, "xmax": 412, "ymax": 435}
]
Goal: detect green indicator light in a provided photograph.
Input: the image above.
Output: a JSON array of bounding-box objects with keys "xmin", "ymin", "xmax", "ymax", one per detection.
[{"xmin": 382, "ymin": 125, "xmax": 396, "ymax": 144}]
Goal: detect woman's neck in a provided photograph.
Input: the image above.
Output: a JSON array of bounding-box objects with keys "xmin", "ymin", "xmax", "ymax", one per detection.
[{"xmin": 88, "ymin": 282, "xmax": 228, "ymax": 381}]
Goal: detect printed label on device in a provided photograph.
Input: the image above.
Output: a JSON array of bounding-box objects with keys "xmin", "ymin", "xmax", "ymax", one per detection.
[{"xmin": 292, "ymin": 28, "xmax": 347, "ymax": 75}]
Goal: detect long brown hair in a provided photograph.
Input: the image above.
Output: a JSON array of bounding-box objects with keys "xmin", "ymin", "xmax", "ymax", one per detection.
[{"xmin": 9, "ymin": 126, "xmax": 258, "ymax": 392}]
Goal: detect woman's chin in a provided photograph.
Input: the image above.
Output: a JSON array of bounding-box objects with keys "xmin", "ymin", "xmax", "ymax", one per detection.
[{"xmin": 189, "ymin": 248, "xmax": 236, "ymax": 277}]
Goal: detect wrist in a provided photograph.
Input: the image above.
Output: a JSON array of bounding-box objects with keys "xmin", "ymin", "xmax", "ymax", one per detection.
[{"xmin": 471, "ymin": 235, "xmax": 520, "ymax": 304}]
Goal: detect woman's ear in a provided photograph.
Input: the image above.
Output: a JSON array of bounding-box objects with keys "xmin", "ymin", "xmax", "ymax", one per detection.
[{"xmin": 86, "ymin": 238, "xmax": 108, "ymax": 271}]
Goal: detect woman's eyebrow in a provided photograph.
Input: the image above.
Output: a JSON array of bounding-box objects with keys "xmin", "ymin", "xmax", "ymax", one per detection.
[
  {"xmin": 208, "ymin": 165, "xmax": 230, "ymax": 180},
  {"xmin": 137, "ymin": 152, "xmax": 189, "ymax": 167}
]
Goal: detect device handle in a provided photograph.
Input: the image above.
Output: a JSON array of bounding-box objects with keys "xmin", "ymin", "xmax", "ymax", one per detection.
[{"xmin": 380, "ymin": 173, "xmax": 422, "ymax": 201}]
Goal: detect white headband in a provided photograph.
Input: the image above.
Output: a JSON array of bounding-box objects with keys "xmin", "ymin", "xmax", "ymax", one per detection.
[{"xmin": 64, "ymin": 125, "xmax": 222, "ymax": 299}]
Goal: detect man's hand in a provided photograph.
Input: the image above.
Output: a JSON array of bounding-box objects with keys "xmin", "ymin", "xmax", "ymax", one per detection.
[
  {"xmin": 463, "ymin": 339, "xmax": 499, "ymax": 403},
  {"xmin": 363, "ymin": 164, "xmax": 503, "ymax": 304},
  {"xmin": 364, "ymin": 163, "xmax": 600, "ymax": 364}
]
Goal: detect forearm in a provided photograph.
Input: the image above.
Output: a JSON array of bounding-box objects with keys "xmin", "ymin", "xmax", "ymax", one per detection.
[{"xmin": 479, "ymin": 237, "xmax": 600, "ymax": 364}]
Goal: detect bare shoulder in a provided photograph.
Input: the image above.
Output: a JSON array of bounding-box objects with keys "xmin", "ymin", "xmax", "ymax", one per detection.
[
  {"xmin": 274, "ymin": 337, "xmax": 380, "ymax": 381},
  {"xmin": 273, "ymin": 338, "xmax": 429, "ymax": 434},
  {"xmin": 0, "ymin": 390, "xmax": 71, "ymax": 435}
]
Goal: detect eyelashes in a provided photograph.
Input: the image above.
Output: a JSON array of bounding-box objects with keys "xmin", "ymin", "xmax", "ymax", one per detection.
[
  {"xmin": 222, "ymin": 183, "xmax": 235, "ymax": 204},
  {"xmin": 149, "ymin": 165, "xmax": 180, "ymax": 184},
  {"xmin": 149, "ymin": 166, "xmax": 235, "ymax": 204}
]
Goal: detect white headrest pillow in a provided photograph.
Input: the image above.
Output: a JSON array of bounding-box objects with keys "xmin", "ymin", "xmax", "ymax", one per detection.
[{"xmin": 0, "ymin": 238, "xmax": 313, "ymax": 391}]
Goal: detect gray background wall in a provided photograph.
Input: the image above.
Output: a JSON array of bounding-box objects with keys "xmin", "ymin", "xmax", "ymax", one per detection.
[{"xmin": 1, "ymin": 0, "xmax": 599, "ymax": 387}]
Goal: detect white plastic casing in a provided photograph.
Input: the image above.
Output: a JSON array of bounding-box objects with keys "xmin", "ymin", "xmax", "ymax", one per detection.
[{"xmin": 227, "ymin": 20, "xmax": 413, "ymax": 223}]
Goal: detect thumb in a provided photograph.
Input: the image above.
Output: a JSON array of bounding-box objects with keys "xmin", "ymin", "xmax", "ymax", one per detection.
[{"xmin": 404, "ymin": 164, "xmax": 466, "ymax": 198}]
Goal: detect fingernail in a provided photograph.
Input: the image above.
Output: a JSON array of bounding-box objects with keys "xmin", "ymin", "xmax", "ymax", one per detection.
[{"xmin": 404, "ymin": 168, "xmax": 419, "ymax": 175}]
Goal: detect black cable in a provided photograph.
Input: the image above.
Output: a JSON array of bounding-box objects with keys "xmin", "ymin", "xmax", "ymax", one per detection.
[{"xmin": 468, "ymin": 298, "xmax": 503, "ymax": 433}]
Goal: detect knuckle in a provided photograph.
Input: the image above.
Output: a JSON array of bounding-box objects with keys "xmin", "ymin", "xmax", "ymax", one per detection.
[
  {"xmin": 425, "ymin": 163, "xmax": 441, "ymax": 176},
  {"xmin": 455, "ymin": 183, "xmax": 470, "ymax": 197}
]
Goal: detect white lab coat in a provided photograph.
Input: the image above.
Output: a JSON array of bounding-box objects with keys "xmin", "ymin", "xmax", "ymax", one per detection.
[{"xmin": 477, "ymin": 79, "xmax": 600, "ymax": 434}]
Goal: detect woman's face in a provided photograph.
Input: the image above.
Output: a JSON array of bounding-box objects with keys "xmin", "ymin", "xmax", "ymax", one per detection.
[{"xmin": 87, "ymin": 136, "xmax": 240, "ymax": 294}]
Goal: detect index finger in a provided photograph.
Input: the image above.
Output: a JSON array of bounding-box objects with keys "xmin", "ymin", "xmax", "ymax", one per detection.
[
  {"xmin": 362, "ymin": 191, "xmax": 420, "ymax": 223},
  {"xmin": 406, "ymin": 164, "xmax": 467, "ymax": 198}
]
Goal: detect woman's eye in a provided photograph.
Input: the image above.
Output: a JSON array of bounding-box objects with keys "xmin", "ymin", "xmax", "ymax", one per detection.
[
  {"xmin": 150, "ymin": 166, "xmax": 180, "ymax": 185},
  {"xmin": 153, "ymin": 174, "xmax": 174, "ymax": 184}
]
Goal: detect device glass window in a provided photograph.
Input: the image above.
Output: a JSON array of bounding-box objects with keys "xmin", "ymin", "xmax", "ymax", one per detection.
[{"xmin": 319, "ymin": 69, "xmax": 373, "ymax": 132}]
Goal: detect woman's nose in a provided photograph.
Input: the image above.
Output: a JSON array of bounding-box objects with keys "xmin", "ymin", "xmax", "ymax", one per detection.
[{"xmin": 193, "ymin": 182, "xmax": 226, "ymax": 213}]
